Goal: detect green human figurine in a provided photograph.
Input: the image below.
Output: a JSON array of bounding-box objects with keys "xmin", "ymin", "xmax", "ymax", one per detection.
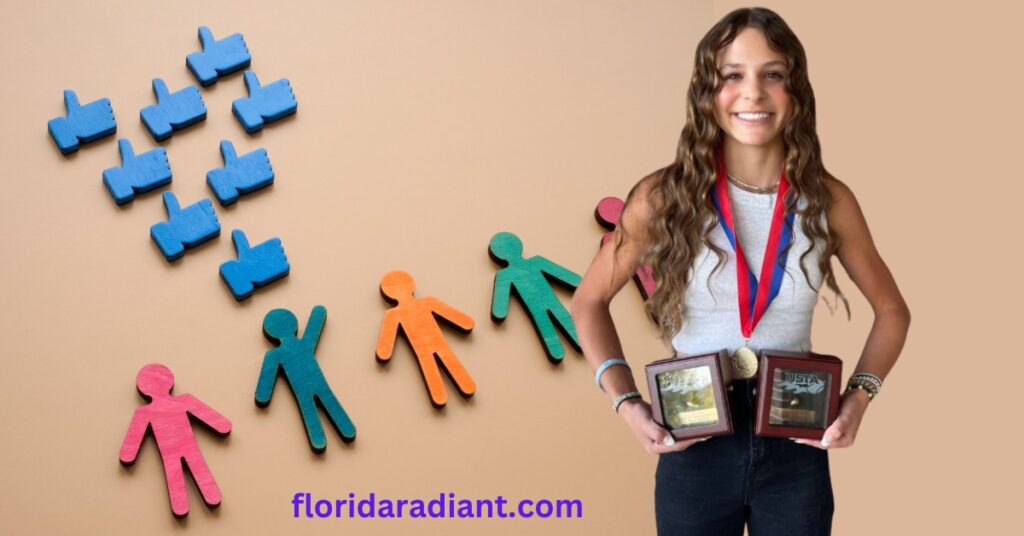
[
  {"xmin": 489, "ymin": 231, "xmax": 582, "ymax": 362},
  {"xmin": 256, "ymin": 305, "xmax": 356, "ymax": 452}
]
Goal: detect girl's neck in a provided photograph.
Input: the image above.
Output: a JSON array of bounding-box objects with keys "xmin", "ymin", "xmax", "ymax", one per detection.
[{"xmin": 722, "ymin": 138, "xmax": 785, "ymax": 188}]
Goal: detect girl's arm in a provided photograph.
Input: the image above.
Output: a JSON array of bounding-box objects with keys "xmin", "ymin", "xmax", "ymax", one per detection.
[
  {"xmin": 571, "ymin": 171, "xmax": 704, "ymax": 454},
  {"xmin": 828, "ymin": 176, "xmax": 911, "ymax": 380},
  {"xmin": 797, "ymin": 176, "xmax": 911, "ymax": 449}
]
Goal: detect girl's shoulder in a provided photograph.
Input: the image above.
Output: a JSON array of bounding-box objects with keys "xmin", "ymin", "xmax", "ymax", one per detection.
[
  {"xmin": 820, "ymin": 172, "xmax": 868, "ymax": 239},
  {"xmin": 616, "ymin": 165, "xmax": 674, "ymax": 246},
  {"xmin": 625, "ymin": 164, "xmax": 675, "ymax": 210},
  {"xmin": 822, "ymin": 172, "xmax": 855, "ymax": 206}
]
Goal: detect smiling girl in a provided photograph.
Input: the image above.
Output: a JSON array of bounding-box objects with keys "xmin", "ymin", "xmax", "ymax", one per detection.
[{"xmin": 571, "ymin": 7, "xmax": 910, "ymax": 535}]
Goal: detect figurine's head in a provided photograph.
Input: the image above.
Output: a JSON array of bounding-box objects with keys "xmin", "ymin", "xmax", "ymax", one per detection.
[
  {"xmin": 136, "ymin": 363, "xmax": 174, "ymax": 398},
  {"xmin": 380, "ymin": 270, "xmax": 415, "ymax": 301},
  {"xmin": 595, "ymin": 197, "xmax": 625, "ymax": 227},
  {"xmin": 488, "ymin": 232, "xmax": 523, "ymax": 262},
  {"xmin": 263, "ymin": 308, "xmax": 299, "ymax": 342}
]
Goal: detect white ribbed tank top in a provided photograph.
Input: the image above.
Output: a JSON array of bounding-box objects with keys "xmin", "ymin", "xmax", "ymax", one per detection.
[{"xmin": 671, "ymin": 182, "xmax": 826, "ymax": 356}]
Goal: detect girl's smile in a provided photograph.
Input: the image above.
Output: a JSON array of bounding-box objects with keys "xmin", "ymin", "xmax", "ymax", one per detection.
[{"xmin": 731, "ymin": 111, "xmax": 776, "ymax": 125}]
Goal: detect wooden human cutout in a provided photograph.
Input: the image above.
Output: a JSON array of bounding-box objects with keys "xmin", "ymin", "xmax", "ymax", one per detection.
[
  {"xmin": 119, "ymin": 364, "xmax": 231, "ymax": 517},
  {"xmin": 375, "ymin": 270, "xmax": 476, "ymax": 407},
  {"xmin": 256, "ymin": 306, "xmax": 356, "ymax": 452},
  {"xmin": 595, "ymin": 196, "xmax": 656, "ymax": 300},
  {"xmin": 489, "ymin": 231, "xmax": 581, "ymax": 362}
]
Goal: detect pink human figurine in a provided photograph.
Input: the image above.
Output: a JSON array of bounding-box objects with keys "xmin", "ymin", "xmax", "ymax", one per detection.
[
  {"xmin": 595, "ymin": 196, "xmax": 656, "ymax": 300},
  {"xmin": 119, "ymin": 363, "xmax": 232, "ymax": 516}
]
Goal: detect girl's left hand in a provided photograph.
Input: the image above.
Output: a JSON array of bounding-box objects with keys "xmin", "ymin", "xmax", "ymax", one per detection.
[{"xmin": 792, "ymin": 389, "xmax": 870, "ymax": 449}]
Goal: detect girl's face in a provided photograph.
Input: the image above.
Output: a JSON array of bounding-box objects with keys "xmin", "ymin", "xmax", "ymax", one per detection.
[{"xmin": 714, "ymin": 28, "xmax": 792, "ymax": 148}]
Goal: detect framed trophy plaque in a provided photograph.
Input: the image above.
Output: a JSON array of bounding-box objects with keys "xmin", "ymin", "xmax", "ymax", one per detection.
[
  {"xmin": 754, "ymin": 350, "xmax": 842, "ymax": 439},
  {"xmin": 645, "ymin": 351, "xmax": 733, "ymax": 440}
]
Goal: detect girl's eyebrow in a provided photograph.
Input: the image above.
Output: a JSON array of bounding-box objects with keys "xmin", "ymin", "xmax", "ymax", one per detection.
[{"xmin": 719, "ymin": 60, "xmax": 788, "ymax": 69}]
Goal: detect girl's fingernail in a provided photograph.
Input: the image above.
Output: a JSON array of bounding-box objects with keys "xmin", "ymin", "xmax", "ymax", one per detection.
[
  {"xmin": 662, "ymin": 435, "xmax": 676, "ymax": 446},
  {"xmin": 821, "ymin": 437, "xmax": 831, "ymax": 448}
]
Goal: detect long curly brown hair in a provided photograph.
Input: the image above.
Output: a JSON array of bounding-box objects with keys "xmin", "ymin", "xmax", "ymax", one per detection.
[{"xmin": 618, "ymin": 7, "xmax": 849, "ymax": 342}]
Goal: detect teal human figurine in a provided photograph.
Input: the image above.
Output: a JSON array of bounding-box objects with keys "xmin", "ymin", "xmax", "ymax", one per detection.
[
  {"xmin": 256, "ymin": 306, "xmax": 356, "ymax": 452},
  {"xmin": 489, "ymin": 231, "xmax": 582, "ymax": 362}
]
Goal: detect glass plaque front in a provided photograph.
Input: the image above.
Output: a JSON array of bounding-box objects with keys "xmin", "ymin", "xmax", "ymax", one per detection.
[
  {"xmin": 656, "ymin": 365, "xmax": 719, "ymax": 429},
  {"xmin": 768, "ymin": 368, "xmax": 832, "ymax": 428}
]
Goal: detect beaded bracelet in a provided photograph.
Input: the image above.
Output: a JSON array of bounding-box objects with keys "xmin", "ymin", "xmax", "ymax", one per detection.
[
  {"xmin": 850, "ymin": 372, "xmax": 882, "ymax": 390},
  {"xmin": 848, "ymin": 372, "xmax": 882, "ymax": 399},
  {"xmin": 845, "ymin": 379, "xmax": 878, "ymax": 400},
  {"xmin": 595, "ymin": 358, "xmax": 630, "ymax": 392},
  {"xmin": 612, "ymin": 391, "xmax": 643, "ymax": 413}
]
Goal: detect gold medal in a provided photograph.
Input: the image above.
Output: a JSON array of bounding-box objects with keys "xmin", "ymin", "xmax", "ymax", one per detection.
[{"xmin": 731, "ymin": 345, "xmax": 758, "ymax": 380}]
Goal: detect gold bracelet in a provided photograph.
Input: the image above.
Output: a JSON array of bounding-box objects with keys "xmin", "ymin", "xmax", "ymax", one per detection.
[{"xmin": 845, "ymin": 383, "xmax": 876, "ymax": 400}]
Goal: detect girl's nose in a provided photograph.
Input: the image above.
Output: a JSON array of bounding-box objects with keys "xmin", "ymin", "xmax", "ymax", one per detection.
[{"xmin": 742, "ymin": 79, "xmax": 766, "ymax": 101}]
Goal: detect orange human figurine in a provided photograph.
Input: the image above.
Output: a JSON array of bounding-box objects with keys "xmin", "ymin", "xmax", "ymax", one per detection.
[
  {"xmin": 375, "ymin": 270, "xmax": 476, "ymax": 407},
  {"xmin": 119, "ymin": 364, "xmax": 231, "ymax": 517}
]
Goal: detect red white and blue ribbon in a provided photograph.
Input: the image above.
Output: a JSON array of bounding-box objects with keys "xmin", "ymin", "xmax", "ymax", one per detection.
[{"xmin": 709, "ymin": 153, "xmax": 795, "ymax": 340}]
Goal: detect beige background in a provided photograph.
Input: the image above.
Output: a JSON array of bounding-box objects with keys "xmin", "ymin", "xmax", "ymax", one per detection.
[{"xmin": 0, "ymin": 0, "xmax": 1019, "ymax": 534}]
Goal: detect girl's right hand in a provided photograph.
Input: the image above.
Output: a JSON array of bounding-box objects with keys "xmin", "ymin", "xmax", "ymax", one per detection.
[{"xmin": 618, "ymin": 398, "xmax": 710, "ymax": 454}]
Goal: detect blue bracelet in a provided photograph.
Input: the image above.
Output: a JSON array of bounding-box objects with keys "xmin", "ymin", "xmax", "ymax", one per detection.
[{"xmin": 595, "ymin": 358, "xmax": 630, "ymax": 392}]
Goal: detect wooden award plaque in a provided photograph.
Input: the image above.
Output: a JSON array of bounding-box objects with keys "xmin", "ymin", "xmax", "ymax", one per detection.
[
  {"xmin": 754, "ymin": 350, "xmax": 842, "ymax": 440},
  {"xmin": 645, "ymin": 351, "xmax": 733, "ymax": 440}
]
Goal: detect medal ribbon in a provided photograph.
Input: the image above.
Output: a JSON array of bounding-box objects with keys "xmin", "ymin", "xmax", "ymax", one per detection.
[{"xmin": 710, "ymin": 152, "xmax": 795, "ymax": 340}]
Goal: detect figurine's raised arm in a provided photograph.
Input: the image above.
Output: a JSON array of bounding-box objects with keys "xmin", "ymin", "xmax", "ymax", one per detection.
[
  {"xmin": 425, "ymin": 297, "xmax": 474, "ymax": 331},
  {"xmin": 119, "ymin": 408, "xmax": 150, "ymax": 465},
  {"xmin": 301, "ymin": 305, "xmax": 327, "ymax": 353},
  {"xmin": 182, "ymin": 394, "xmax": 232, "ymax": 435}
]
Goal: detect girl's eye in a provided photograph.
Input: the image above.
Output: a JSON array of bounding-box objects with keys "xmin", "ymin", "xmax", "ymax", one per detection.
[
  {"xmin": 765, "ymin": 72, "xmax": 784, "ymax": 80},
  {"xmin": 723, "ymin": 73, "xmax": 741, "ymax": 80}
]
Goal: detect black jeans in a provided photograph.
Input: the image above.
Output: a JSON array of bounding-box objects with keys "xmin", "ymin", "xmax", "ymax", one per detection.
[{"xmin": 655, "ymin": 379, "xmax": 834, "ymax": 535}]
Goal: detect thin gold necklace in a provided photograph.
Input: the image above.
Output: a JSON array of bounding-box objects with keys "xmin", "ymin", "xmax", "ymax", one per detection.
[{"xmin": 726, "ymin": 173, "xmax": 779, "ymax": 194}]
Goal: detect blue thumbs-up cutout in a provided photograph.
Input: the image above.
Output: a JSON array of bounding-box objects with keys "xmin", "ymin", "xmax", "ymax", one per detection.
[
  {"xmin": 186, "ymin": 26, "xmax": 252, "ymax": 86},
  {"xmin": 219, "ymin": 229, "xmax": 290, "ymax": 300},
  {"xmin": 102, "ymin": 139, "xmax": 172, "ymax": 205},
  {"xmin": 48, "ymin": 90, "xmax": 116, "ymax": 155},
  {"xmin": 232, "ymin": 71, "xmax": 297, "ymax": 134},
  {"xmin": 206, "ymin": 140, "xmax": 274, "ymax": 205},
  {"xmin": 150, "ymin": 192, "xmax": 220, "ymax": 262},
  {"xmin": 140, "ymin": 78, "xmax": 207, "ymax": 141}
]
